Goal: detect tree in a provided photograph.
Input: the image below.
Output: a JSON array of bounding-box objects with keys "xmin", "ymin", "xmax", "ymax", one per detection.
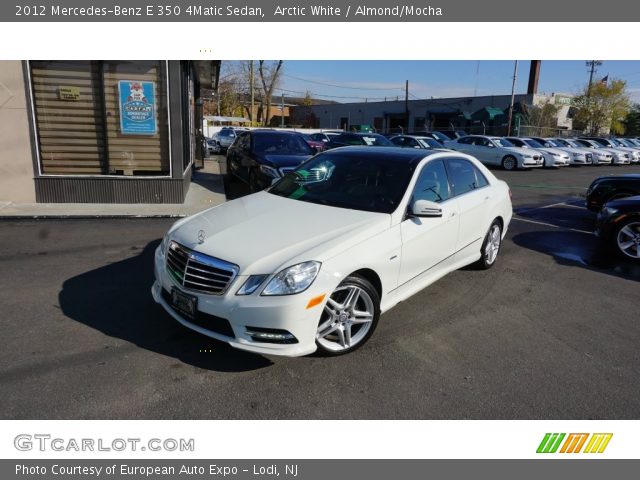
[
  {"xmin": 623, "ymin": 104, "xmax": 640, "ymax": 137},
  {"xmin": 258, "ymin": 60, "xmax": 284, "ymax": 126},
  {"xmin": 522, "ymin": 99, "xmax": 561, "ymax": 136},
  {"xmin": 572, "ymin": 79, "xmax": 631, "ymax": 135}
]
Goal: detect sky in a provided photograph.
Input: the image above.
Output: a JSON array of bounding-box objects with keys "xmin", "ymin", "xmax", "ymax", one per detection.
[{"xmin": 257, "ymin": 60, "xmax": 640, "ymax": 104}]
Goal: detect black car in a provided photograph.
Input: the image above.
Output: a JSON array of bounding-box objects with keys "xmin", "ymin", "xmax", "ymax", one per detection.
[
  {"xmin": 226, "ymin": 130, "xmax": 314, "ymax": 192},
  {"xmin": 585, "ymin": 174, "xmax": 640, "ymax": 212},
  {"xmin": 595, "ymin": 195, "xmax": 640, "ymax": 261},
  {"xmin": 325, "ymin": 132, "xmax": 393, "ymax": 149}
]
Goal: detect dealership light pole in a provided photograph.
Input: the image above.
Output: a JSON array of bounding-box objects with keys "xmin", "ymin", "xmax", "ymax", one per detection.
[
  {"xmin": 404, "ymin": 80, "xmax": 409, "ymax": 133},
  {"xmin": 506, "ymin": 60, "xmax": 518, "ymax": 136}
]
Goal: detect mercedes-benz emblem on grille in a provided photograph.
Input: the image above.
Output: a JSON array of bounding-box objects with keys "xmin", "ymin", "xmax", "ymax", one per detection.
[{"xmin": 197, "ymin": 230, "xmax": 206, "ymax": 244}]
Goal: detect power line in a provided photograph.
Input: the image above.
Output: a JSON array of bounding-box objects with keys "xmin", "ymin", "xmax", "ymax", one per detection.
[{"xmin": 282, "ymin": 73, "xmax": 405, "ymax": 92}]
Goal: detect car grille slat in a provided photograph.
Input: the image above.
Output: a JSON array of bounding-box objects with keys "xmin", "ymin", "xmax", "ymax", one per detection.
[{"xmin": 166, "ymin": 241, "xmax": 238, "ymax": 295}]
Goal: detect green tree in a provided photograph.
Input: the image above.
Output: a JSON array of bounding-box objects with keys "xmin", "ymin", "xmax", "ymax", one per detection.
[
  {"xmin": 623, "ymin": 103, "xmax": 640, "ymax": 136},
  {"xmin": 572, "ymin": 79, "xmax": 631, "ymax": 135},
  {"xmin": 522, "ymin": 99, "xmax": 561, "ymax": 136}
]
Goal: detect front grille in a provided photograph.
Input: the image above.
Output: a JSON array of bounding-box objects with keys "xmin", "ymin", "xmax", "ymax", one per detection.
[
  {"xmin": 161, "ymin": 289, "xmax": 235, "ymax": 338},
  {"xmin": 586, "ymin": 153, "xmax": 592, "ymax": 162},
  {"xmin": 166, "ymin": 241, "xmax": 238, "ymax": 295}
]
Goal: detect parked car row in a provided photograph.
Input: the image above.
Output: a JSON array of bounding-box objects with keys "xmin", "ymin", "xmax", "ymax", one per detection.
[{"xmin": 443, "ymin": 135, "xmax": 640, "ymax": 170}]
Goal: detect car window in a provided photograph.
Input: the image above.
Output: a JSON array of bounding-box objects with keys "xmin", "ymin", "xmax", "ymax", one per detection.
[
  {"xmin": 445, "ymin": 158, "xmax": 487, "ymax": 196},
  {"xmin": 457, "ymin": 137, "xmax": 474, "ymax": 145},
  {"xmin": 253, "ymin": 133, "xmax": 312, "ymax": 154},
  {"xmin": 474, "ymin": 137, "xmax": 493, "ymax": 147},
  {"xmin": 412, "ymin": 160, "xmax": 451, "ymax": 203},
  {"xmin": 391, "ymin": 137, "xmax": 405, "ymax": 146},
  {"xmin": 235, "ymin": 132, "xmax": 250, "ymax": 149}
]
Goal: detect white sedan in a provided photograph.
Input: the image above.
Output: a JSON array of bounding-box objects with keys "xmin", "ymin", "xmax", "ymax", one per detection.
[
  {"xmin": 505, "ymin": 137, "xmax": 571, "ymax": 167},
  {"xmin": 152, "ymin": 147, "xmax": 512, "ymax": 356},
  {"xmin": 448, "ymin": 135, "xmax": 544, "ymax": 170}
]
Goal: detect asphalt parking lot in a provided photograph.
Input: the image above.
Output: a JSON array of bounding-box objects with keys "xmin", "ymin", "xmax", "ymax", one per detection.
[{"xmin": 1, "ymin": 161, "xmax": 639, "ymax": 419}]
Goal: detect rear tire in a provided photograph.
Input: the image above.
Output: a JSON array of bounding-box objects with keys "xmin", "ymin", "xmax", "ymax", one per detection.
[
  {"xmin": 502, "ymin": 156, "xmax": 517, "ymax": 171},
  {"xmin": 474, "ymin": 220, "xmax": 503, "ymax": 269}
]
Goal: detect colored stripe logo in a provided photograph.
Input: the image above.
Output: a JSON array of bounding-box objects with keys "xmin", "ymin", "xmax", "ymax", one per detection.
[{"xmin": 537, "ymin": 433, "xmax": 612, "ymax": 453}]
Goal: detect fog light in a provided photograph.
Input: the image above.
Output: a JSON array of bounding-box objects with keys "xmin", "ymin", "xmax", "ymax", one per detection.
[{"xmin": 245, "ymin": 327, "xmax": 298, "ymax": 344}]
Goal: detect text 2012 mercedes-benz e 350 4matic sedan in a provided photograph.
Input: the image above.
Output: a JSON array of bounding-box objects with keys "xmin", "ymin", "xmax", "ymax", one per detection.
[{"xmin": 152, "ymin": 147, "xmax": 513, "ymax": 356}]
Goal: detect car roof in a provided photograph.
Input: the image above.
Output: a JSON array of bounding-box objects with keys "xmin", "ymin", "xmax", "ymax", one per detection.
[
  {"xmin": 321, "ymin": 146, "xmax": 439, "ymax": 167},
  {"xmin": 250, "ymin": 129, "xmax": 304, "ymax": 136}
]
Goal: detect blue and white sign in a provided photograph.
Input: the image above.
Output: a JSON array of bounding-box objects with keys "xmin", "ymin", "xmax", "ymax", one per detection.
[{"xmin": 118, "ymin": 80, "xmax": 157, "ymax": 135}]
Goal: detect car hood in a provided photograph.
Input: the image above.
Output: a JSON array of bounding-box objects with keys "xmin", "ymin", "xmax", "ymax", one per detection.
[
  {"xmin": 258, "ymin": 153, "xmax": 313, "ymax": 168},
  {"xmin": 500, "ymin": 146, "xmax": 534, "ymax": 156},
  {"xmin": 169, "ymin": 192, "xmax": 391, "ymax": 275},
  {"xmin": 537, "ymin": 147, "xmax": 570, "ymax": 157}
]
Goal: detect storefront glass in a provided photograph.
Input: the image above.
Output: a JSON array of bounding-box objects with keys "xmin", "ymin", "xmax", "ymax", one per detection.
[{"xmin": 30, "ymin": 60, "xmax": 170, "ymax": 176}]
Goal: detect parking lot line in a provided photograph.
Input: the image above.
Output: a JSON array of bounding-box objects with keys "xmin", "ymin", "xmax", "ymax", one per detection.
[
  {"xmin": 512, "ymin": 216, "xmax": 593, "ymax": 235},
  {"xmin": 515, "ymin": 200, "xmax": 586, "ymax": 215}
]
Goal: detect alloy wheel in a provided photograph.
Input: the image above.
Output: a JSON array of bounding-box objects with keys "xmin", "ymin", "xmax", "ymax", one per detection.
[
  {"xmin": 485, "ymin": 224, "xmax": 501, "ymax": 265},
  {"xmin": 316, "ymin": 284, "xmax": 375, "ymax": 352},
  {"xmin": 616, "ymin": 222, "xmax": 640, "ymax": 259}
]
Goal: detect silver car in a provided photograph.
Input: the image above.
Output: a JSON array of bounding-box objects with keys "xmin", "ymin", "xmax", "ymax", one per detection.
[
  {"xmin": 505, "ymin": 137, "xmax": 570, "ymax": 167},
  {"xmin": 449, "ymin": 135, "xmax": 544, "ymax": 170},
  {"xmin": 553, "ymin": 138, "xmax": 612, "ymax": 165}
]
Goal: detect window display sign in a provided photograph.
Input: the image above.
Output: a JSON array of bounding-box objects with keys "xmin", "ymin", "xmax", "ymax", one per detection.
[{"xmin": 118, "ymin": 80, "xmax": 157, "ymax": 135}]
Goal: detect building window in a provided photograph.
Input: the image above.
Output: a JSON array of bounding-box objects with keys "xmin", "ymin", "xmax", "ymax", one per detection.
[{"xmin": 30, "ymin": 60, "xmax": 170, "ymax": 176}]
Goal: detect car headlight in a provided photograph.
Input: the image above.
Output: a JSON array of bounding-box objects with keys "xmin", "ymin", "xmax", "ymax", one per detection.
[
  {"xmin": 160, "ymin": 233, "xmax": 170, "ymax": 256},
  {"xmin": 259, "ymin": 165, "xmax": 281, "ymax": 179},
  {"xmin": 551, "ymin": 152, "xmax": 561, "ymax": 157},
  {"xmin": 236, "ymin": 275, "xmax": 269, "ymax": 295},
  {"xmin": 523, "ymin": 154, "xmax": 532, "ymax": 158},
  {"xmin": 575, "ymin": 153, "xmax": 585, "ymax": 158},
  {"xmin": 601, "ymin": 207, "xmax": 619, "ymax": 217},
  {"xmin": 262, "ymin": 261, "xmax": 321, "ymax": 296}
]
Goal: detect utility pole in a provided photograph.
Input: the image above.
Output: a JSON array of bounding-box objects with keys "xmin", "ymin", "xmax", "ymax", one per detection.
[
  {"xmin": 249, "ymin": 61, "xmax": 254, "ymax": 124},
  {"xmin": 404, "ymin": 80, "xmax": 409, "ymax": 133},
  {"xmin": 281, "ymin": 92, "xmax": 285, "ymax": 127},
  {"xmin": 506, "ymin": 60, "xmax": 518, "ymax": 136},
  {"xmin": 586, "ymin": 60, "xmax": 602, "ymax": 135},
  {"xmin": 586, "ymin": 60, "xmax": 602, "ymax": 98}
]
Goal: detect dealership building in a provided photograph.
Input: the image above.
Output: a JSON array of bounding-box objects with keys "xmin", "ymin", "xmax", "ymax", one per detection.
[
  {"xmin": 290, "ymin": 92, "xmax": 574, "ymax": 134},
  {"xmin": 0, "ymin": 60, "xmax": 219, "ymax": 204}
]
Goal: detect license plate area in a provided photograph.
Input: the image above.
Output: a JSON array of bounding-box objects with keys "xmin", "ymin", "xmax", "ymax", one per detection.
[{"xmin": 171, "ymin": 287, "xmax": 197, "ymax": 320}]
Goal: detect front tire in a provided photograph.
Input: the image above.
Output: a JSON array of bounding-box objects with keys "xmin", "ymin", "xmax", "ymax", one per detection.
[
  {"xmin": 502, "ymin": 156, "xmax": 517, "ymax": 171},
  {"xmin": 315, "ymin": 275, "xmax": 380, "ymax": 355},
  {"xmin": 613, "ymin": 219, "xmax": 640, "ymax": 261},
  {"xmin": 475, "ymin": 220, "xmax": 502, "ymax": 269}
]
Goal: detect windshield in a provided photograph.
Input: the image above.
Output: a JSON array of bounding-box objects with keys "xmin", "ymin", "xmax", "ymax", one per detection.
[
  {"xmin": 253, "ymin": 133, "xmax": 313, "ymax": 155},
  {"xmin": 418, "ymin": 138, "xmax": 443, "ymax": 148},
  {"xmin": 430, "ymin": 132, "xmax": 450, "ymax": 143},
  {"xmin": 543, "ymin": 139, "xmax": 560, "ymax": 147},
  {"xmin": 492, "ymin": 138, "xmax": 514, "ymax": 147},
  {"xmin": 627, "ymin": 138, "xmax": 640, "ymax": 146},
  {"xmin": 269, "ymin": 153, "xmax": 415, "ymax": 214},
  {"xmin": 593, "ymin": 138, "xmax": 611, "ymax": 147},
  {"xmin": 523, "ymin": 139, "xmax": 544, "ymax": 148}
]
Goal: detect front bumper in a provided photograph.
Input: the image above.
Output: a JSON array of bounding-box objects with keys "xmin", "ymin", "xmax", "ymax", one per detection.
[{"xmin": 152, "ymin": 246, "xmax": 325, "ymax": 357}]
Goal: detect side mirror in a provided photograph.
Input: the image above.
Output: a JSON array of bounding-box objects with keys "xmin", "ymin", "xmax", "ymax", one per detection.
[{"xmin": 410, "ymin": 199, "xmax": 442, "ymax": 218}]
